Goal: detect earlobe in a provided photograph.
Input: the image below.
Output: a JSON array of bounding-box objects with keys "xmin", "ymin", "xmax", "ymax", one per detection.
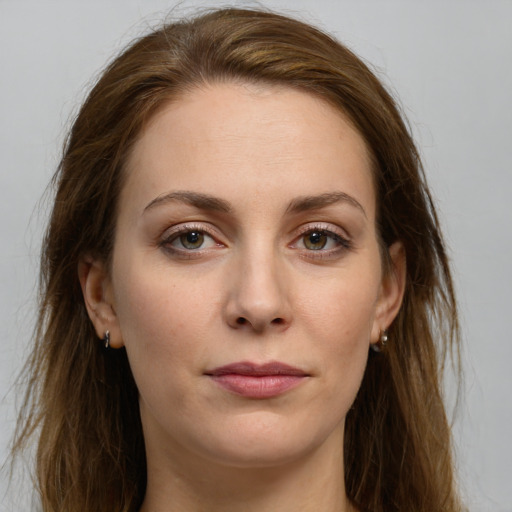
[
  {"xmin": 371, "ymin": 241, "xmax": 406, "ymax": 345},
  {"xmin": 78, "ymin": 258, "xmax": 124, "ymax": 348}
]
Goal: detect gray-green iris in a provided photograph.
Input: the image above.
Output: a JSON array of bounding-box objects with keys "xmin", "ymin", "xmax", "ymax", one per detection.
[
  {"xmin": 180, "ymin": 231, "xmax": 204, "ymax": 249},
  {"xmin": 304, "ymin": 231, "xmax": 327, "ymax": 250}
]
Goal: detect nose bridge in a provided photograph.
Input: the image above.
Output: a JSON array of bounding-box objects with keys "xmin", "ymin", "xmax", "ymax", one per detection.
[{"xmin": 226, "ymin": 231, "xmax": 291, "ymax": 332}]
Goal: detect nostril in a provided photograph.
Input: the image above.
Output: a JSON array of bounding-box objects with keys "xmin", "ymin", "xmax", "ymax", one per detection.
[{"xmin": 234, "ymin": 317, "xmax": 285, "ymax": 328}]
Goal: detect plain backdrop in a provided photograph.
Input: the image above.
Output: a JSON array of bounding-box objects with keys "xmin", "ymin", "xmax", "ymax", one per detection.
[{"xmin": 1, "ymin": 1, "xmax": 511, "ymax": 510}]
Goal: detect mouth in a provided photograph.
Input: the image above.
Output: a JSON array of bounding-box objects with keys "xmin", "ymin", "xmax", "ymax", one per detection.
[{"xmin": 205, "ymin": 361, "xmax": 309, "ymax": 399}]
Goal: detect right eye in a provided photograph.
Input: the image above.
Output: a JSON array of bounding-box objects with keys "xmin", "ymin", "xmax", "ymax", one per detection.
[
  {"xmin": 173, "ymin": 230, "xmax": 209, "ymax": 250},
  {"xmin": 163, "ymin": 228, "xmax": 219, "ymax": 252}
]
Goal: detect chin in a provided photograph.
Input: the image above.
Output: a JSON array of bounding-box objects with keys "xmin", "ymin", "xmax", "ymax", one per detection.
[{"xmin": 192, "ymin": 412, "xmax": 344, "ymax": 469}]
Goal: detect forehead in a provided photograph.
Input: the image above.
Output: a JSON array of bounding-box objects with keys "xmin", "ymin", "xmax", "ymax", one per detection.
[{"xmin": 122, "ymin": 82, "xmax": 375, "ymax": 219}]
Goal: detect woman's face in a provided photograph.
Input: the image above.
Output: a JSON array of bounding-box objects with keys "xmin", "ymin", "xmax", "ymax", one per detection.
[{"xmin": 85, "ymin": 82, "xmax": 403, "ymax": 471}]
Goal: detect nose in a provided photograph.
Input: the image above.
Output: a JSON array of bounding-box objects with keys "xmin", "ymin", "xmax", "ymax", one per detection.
[{"xmin": 224, "ymin": 245, "xmax": 292, "ymax": 334}]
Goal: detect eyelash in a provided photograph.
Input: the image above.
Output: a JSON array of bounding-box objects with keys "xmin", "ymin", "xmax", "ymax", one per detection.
[{"xmin": 159, "ymin": 223, "xmax": 352, "ymax": 260}]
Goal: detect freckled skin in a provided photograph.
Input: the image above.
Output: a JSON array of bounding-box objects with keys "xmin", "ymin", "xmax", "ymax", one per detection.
[{"xmin": 87, "ymin": 83, "xmax": 403, "ymax": 511}]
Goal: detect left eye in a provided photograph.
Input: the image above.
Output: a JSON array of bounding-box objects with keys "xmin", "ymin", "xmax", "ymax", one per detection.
[
  {"xmin": 168, "ymin": 230, "xmax": 217, "ymax": 250},
  {"xmin": 297, "ymin": 229, "xmax": 346, "ymax": 251}
]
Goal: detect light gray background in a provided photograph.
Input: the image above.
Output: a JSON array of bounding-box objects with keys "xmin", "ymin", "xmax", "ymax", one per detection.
[{"xmin": 1, "ymin": 1, "xmax": 511, "ymax": 510}]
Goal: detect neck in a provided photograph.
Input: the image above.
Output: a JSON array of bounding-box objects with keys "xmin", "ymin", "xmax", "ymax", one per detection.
[{"xmin": 139, "ymin": 426, "xmax": 355, "ymax": 512}]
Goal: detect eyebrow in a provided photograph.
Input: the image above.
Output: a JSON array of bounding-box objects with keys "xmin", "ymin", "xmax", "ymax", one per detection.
[
  {"xmin": 143, "ymin": 190, "xmax": 366, "ymax": 218},
  {"xmin": 143, "ymin": 191, "xmax": 232, "ymax": 214},
  {"xmin": 285, "ymin": 192, "xmax": 367, "ymax": 218}
]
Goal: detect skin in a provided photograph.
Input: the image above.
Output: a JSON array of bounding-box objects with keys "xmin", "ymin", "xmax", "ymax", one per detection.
[{"xmin": 80, "ymin": 82, "xmax": 405, "ymax": 512}]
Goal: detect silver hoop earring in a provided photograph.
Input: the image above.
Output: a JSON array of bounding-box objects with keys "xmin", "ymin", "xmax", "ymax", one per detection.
[
  {"xmin": 371, "ymin": 329, "xmax": 388, "ymax": 353},
  {"xmin": 380, "ymin": 329, "xmax": 388, "ymax": 347},
  {"xmin": 102, "ymin": 330, "xmax": 110, "ymax": 349}
]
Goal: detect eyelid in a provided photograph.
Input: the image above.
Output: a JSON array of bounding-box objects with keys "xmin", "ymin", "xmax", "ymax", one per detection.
[
  {"xmin": 294, "ymin": 222, "xmax": 349, "ymax": 240},
  {"xmin": 161, "ymin": 222, "xmax": 217, "ymax": 239}
]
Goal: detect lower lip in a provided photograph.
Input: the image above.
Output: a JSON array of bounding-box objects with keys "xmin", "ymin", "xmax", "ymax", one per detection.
[{"xmin": 210, "ymin": 374, "xmax": 306, "ymax": 398}]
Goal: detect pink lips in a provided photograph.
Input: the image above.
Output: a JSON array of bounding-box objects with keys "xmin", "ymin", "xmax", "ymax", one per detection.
[{"xmin": 206, "ymin": 361, "xmax": 308, "ymax": 399}]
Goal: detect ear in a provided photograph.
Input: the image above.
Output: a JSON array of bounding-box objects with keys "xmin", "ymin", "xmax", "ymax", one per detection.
[
  {"xmin": 78, "ymin": 257, "xmax": 124, "ymax": 348},
  {"xmin": 370, "ymin": 241, "xmax": 406, "ymax": 345}
]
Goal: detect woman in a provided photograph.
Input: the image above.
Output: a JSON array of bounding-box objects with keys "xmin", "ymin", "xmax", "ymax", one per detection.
[{"xmin": 13, "ymin": 7, "xmax": 464, "ymax": 512}]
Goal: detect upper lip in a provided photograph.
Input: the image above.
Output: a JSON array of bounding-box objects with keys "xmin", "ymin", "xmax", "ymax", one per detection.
[{"xmin": 206, "ymin": 361, "xmax": 309, "ymax": 377}]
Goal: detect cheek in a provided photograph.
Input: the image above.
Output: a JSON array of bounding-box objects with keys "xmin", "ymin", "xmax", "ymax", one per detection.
[
  {"xmin": 296, "ymin": 266, "xmax": 380, "ymax": 396},
  {"xmin": 299, "ymin": 268, "xmax": 380, "ymax": 345},
  {"xmin": 111, "ymin": 263, "xmax": 217, "ymax": 389}
]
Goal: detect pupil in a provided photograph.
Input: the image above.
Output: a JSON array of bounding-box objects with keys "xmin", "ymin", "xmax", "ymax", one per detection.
[
  {"xmin": 309, "ymin": 232, "xmax": 322, "ymax": 244},
  {"xmin": 306, "ymin": 231, "xmax": 326, "ymax": 250},
  {"xmin": 187, "ymin": 232, "xmax": 200, "ymax": 243}
]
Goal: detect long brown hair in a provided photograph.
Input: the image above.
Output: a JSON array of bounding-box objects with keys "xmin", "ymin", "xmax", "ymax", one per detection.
[{"xmin": 13, "ymin": 7, "xmax": 464, "ymax": 511}]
